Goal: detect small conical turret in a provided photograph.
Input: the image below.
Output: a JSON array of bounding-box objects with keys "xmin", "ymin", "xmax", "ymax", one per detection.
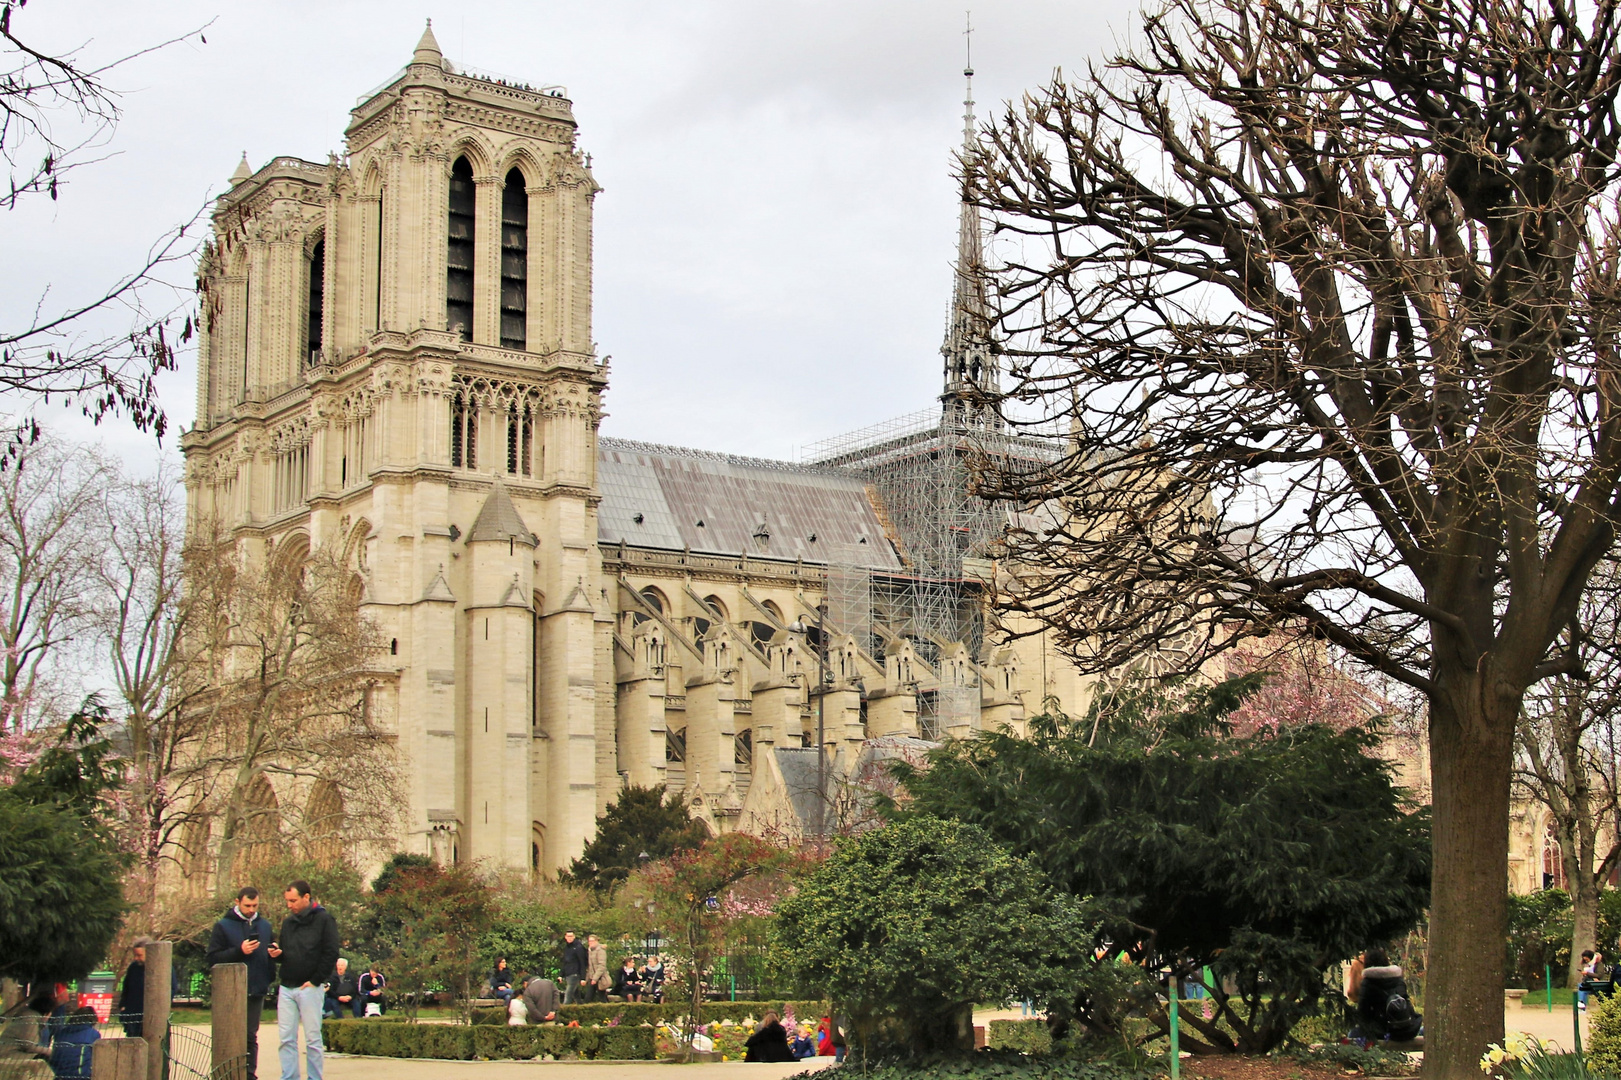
[
  {"xmin": 413, "ymin": 19, "xmax": 443, "ymax": 66},
  {"xmin": 230, "ymin": 152, "xmax": 252, "ymax": 186}
]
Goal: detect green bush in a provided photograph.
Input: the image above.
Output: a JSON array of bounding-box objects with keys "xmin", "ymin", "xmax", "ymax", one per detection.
[
  {"xmin": 987, "ymin": 1020, "xmax": 1053, "ymax": 1054},
  {"xmin": 321, "ymin": 1020, "xmax": 656, "ymax": 1060},
  {"xmin": 468, "ymin": 999, "xmax": 827, "ymax": 1027},
  {"xmin": 785, "ymin": 1050, "xmax": 1156, "ymax": 1080},
  {"xmin": 1586, "ymin": 994, "xmax": 1621, "ymax": 1076}
]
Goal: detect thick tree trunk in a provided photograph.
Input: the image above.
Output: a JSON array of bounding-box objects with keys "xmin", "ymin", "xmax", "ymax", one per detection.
[
  {"xmin": 1570, "ymin": 875, "xmax": 1600, "ymax": 988},
  {"xmin": 1426, "ymin": 685, "xmax": 1514, "ymax": 1079}
]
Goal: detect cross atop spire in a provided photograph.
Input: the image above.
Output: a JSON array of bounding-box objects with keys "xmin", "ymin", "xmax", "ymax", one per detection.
[{"xmin": 941, "ymin": 11, "xmax": 1000, "ymax": 428}]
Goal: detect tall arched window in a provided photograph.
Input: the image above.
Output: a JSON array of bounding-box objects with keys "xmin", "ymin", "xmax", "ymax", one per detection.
[
  {"xmin": 500, "ymin": 167, "xmax": 528, "ymax": 350},
  {"xmin": 507, "ymin": 402, "xmax": 533, "ymax": 476},
  {"xmin": 447, "ymin": 156, "xmax": 475, "ymax": 341},
  {"xmin": 306, "ymin": 238, "xmax": 324, "ymax": 366},
  {"xmin": 451, "ymin": 389, "xmax": 477, "ymax": 469}
]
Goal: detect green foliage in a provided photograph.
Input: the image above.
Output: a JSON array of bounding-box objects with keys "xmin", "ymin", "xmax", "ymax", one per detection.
[
  {"xmin": 774, "ymin": 816, "xmax": 1089, "ymax": 1057},
  {"xmin": 467, "ymin": 1000, "xmax": 828, "ymax": 1027},
  {"xmin": 320, "ymin": 1018, "xmax": 656, "ymax": 1060},
  {"xmin": 478, "ymin": 877, "xmax": 650, "ymax": 981},
  {"xmin": 0, "ymin": 702, "xmax": 130, "ymax": 983},
  {"xmin": 1599, "ymin": 890, "xmax": 1621, "ymax": 957},
  {"xmin": 566, "ymin": 785, "xmax": 707, "ymax": 894},
  {"xmin": 780, "ymin": 1050, "xmax": 1158, "ymax": 1080},
  {"xmin": 891, "ymin": 675, "xmax": 1431, "ymax": 1054},
  {"xmin": 371, "ymin": 852, "xmax": 435, "ymax": 895},
  {"xmin": 1508, "ymin": 889, "xmax": 1574, "ymax": 988},
  {"xmin": 988, "ymin": 1020, "xmax": 1054, "ymax": 1054},
  {"xmin": 1495, "ymin": 1042, "xmax": 1600, "ymax": 1080},
  {"xmin": 1286, "ymin": 1042, "xmax": 1420, "ymax": 1075},
  {"xmin": 251, "ymin": 858, "xmax": 367, "ymax": 951},
  {"xmin": 0, "ymin": 786, "xmax": 127, "ymax": 982},
  {"xmin": 1586, "ymin": 993, "xmax": 1621, "ymax": 1077},
  {"xmin": 359, "ymin": 862, "xmax": 494, "ymax": 1020},
  {"xmin": 8, "ymin": 702, "xmax": 124, "ymax": 829}
]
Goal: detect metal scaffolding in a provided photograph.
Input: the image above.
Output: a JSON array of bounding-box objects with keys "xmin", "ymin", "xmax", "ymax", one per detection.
[{"xmin": 804, "ymin": 410, "xmax": 1059, "ymax": 666}]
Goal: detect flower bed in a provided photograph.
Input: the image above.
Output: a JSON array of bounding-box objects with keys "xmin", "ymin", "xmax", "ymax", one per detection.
[
  {"xmin": 321, "ymin": 1019, "xmax": 656, "ymax": 1060},
  {"xmin": 468, "ymin": 999, "xmax": 827, "ymax": 1027}
]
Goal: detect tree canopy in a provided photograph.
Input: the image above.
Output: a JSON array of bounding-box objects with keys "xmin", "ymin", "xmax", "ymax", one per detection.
[
  {"xmin": 892, "ymin": 676, "xmax": 1431, "ymax": 1052},
  {"xmin": 0, "ymin": 705, "xmax": 128, "ymax": 982},
  {"xmin": 567, "ymin": 784, "xmax": 707, "ymax": 894},
  {"xmin": 968, "ymin": 0, "xmax": 1621, "ymax": 1067},
  {"xmin": 775, "ymin": 816, "xmax": 1088, "ymax": 1058}
]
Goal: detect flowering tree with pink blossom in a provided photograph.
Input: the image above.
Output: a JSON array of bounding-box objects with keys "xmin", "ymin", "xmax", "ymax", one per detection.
[
  {"xmin": 1223, "ymin": 636, "xmax": 1386, "ymax": 737},
  {"xmin": 644, "ymin": 833, "xmax": 812, "ymax": 1057}
]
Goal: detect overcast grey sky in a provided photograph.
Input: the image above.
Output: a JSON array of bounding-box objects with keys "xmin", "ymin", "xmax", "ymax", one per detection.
[{"xmin": 3, "ymin": 0, "xmax": 1123, "ymax": 463}]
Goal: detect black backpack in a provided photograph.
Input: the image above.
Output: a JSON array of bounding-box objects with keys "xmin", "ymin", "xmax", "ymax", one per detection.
[{"xmin": 1384, "ymin": 993, "xmax": 1421, "ymax": 1038}]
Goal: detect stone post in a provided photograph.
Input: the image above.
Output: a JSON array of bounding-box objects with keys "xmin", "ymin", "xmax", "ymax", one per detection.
[
  {"xmin": 91, "ymin": 1037, "xmax": 148, "ymax": 1080},
  {"xmin": 144, "ymin": 940, "xmax": 171, "ymax": 1080},
  {"xmin": 212, "ymin": 963, "xmax": 248, "ymax": 1080}
]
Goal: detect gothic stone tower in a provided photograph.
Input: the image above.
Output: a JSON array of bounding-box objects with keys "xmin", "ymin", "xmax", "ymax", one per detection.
[{"xmin": 182, "ymin": 23, "xmax": 608, "ymax": 872}]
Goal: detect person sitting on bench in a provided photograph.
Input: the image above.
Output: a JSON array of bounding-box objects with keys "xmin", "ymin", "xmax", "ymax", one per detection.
[{"xmin": 1355, "ymin": 947, "xmax": 1423, "ymax": 1043}]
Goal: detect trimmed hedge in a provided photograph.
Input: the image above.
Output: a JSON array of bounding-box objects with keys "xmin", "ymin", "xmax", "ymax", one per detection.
[
  {"xmin": 987, "ymin": 1019, "xmax": 1053, "ymax": 1054},
  {"xmin": 321, "ymin": 1019, "xmax": 656, "ymax": 1060},
  {"xmin": 469, "ymin": 999, "xmax": 828, "ymax": 1027}
]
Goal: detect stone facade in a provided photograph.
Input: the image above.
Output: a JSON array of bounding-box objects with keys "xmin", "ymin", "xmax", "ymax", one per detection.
[{"xmin": 182, "ymin": 26, "xmax": 1096, "ymax": 877}]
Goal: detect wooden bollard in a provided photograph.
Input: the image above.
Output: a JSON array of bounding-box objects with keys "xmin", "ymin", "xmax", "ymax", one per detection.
[
  {"xmin": 212, "ymin": 963, "xmax": 248, "ymax": 1080},
  {"xmin": 144, "ymin": 940, "xmax": 172, "ymax": 1080},
  {"xmin": 92, "ymin": 1037, "xmax": 148, "ymax": 1080}
]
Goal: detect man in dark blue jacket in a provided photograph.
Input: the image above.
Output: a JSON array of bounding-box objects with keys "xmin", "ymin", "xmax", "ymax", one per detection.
[{"xmin": 207, "ymin": 886, "xmax": 276, "ymax": 1080}]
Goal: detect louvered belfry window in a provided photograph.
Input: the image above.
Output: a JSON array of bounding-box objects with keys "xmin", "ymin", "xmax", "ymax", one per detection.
[
  {"xmin": 306, "ymin": 239, "xmax": 324, "ymax": 366},
  {"xmin": 447, "ymin": 156, "xmax": 475, "ymax": 341},
  {"xmin": 500, "ymin": 168, "xmax": 528, "ymax": 350}
]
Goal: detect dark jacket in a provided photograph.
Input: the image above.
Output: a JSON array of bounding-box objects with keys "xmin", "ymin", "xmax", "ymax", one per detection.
[
  {"xmin": 358, "ymin": 972, "xmax": 386, "ymax": 1006},
  {"xmin": 491, "ymin": 965, "xmax": 512, "ymax": 991},
  {"xmin": 1357, "ymin": 966, "xmax": 1422, "ymax": 1040},
  {"xmin": 119, "ymin": 960, "xmax": 145, "ymax": 1033},
  {"xmin": 277, "ymin": 904, "xmax": 340, "ymax": 989},
  {"xmin": 208, "ymin": 905, "xmax": 277, "ymax": 996},
  {"xmin": 560, "ymin": 938, "xmax": 588, "ymax": 978},
  {"xmin": 744, "ymin": 1021, "xmax": 795, "ymax": 1063},
  {"xmin": 612, "ymin": 966, "xmax": 642, "ymax": 996},
  {"xmin": 326, "ymin": 968, "xmax": 359, "ymax": 1004},
  {"xmin": 48, "ymin": 1017, "xmax": 98, "ymax": 1080}
]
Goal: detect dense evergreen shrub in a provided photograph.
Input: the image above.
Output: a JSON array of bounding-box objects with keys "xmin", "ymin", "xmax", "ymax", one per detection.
[{"xmin": 321, "ymin": 1020, "xmax": 656, "ymax": 1060}]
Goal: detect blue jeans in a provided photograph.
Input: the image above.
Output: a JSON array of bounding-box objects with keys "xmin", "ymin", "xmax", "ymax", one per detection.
[{"xmin": 278, "ymin": 984, "xmax": 325, "ymax": 1080}]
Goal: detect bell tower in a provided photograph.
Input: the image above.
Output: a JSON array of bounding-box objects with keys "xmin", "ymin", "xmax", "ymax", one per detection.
[{"xmin": 185, "ymin": 23, "xmax": 610, "ymax": 873}]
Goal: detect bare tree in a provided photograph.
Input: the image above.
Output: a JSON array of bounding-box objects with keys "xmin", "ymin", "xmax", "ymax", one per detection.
[
  {"xmin": 91, "ymin": 457, "xmax": 208, "ymax": 923},
  {"xmin": 1515, "ymin": 561, "xmax": 1621, "ymax": 986},
  {"xmin": 0, "ymin": 433, "xmax": 105, "ymax": 733},
  {"xmin": 969, "ymin": 0, "xmax": 1621, "ymax": 1071},
  {"xmin": 1, "ymin": 3, "xmax": 207, "ymax": 442},
  {"xmin": 177, "ymin": 526, "xmax": 399, "ymax": 886}
]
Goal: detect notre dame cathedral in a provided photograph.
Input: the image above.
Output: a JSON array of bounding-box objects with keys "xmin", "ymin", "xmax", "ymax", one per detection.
[{"xmin": 182, "ymin": 22, "xmax": 1095, "ymax": 878}]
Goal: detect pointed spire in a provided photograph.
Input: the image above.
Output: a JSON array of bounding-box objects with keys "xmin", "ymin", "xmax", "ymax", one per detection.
[
  {"xmin": 413, "ymin": 18, "xmax": 443, "ymax": 66},
  {"xmin": 230, "ymin": 152, "xmax": 253, "ymax": 186},
  {"xmin": 940, "ymin": 13, "xmax": 1000, "ymax": 425}
]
